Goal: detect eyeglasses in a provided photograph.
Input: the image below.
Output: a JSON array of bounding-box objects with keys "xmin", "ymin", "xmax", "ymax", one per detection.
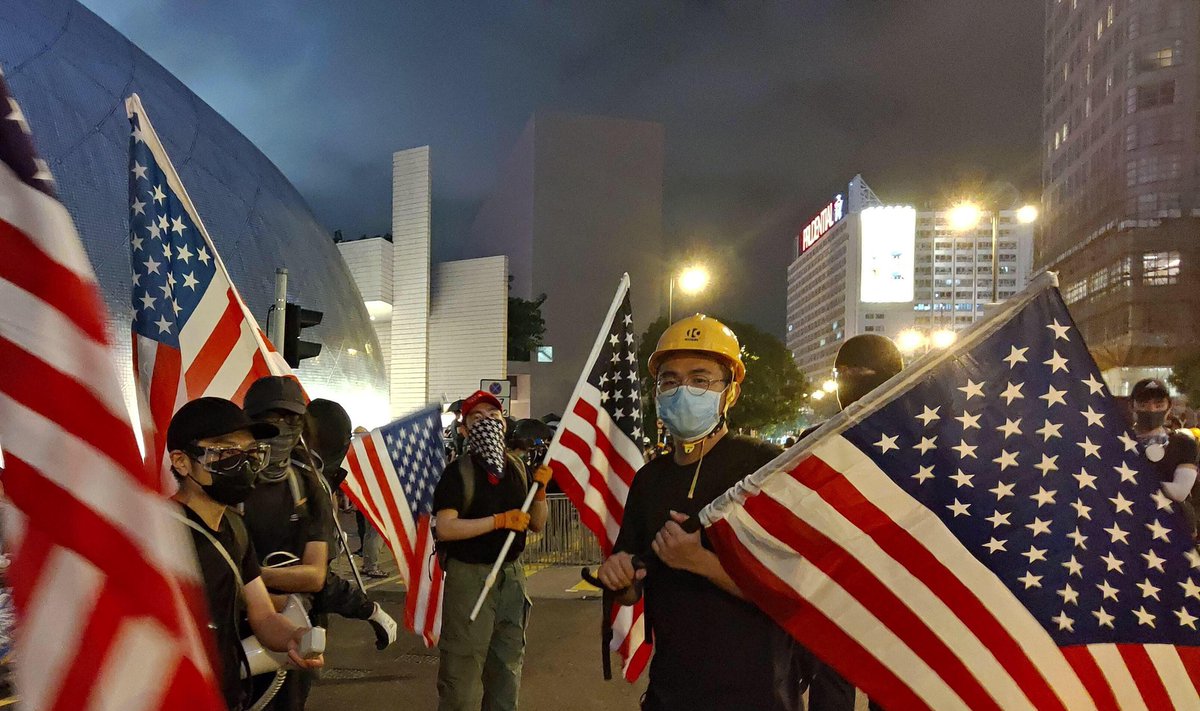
[
  {"xmin": 186, "ymin": 443, "xmax": 271, "ymax": 474},
  {"xmin": 832, "ymin": 366, "xmax": 877, "ymax": 380},
  {"xmin": 655, "ymin": 375, "xmax": 728, "ymax": 397}
]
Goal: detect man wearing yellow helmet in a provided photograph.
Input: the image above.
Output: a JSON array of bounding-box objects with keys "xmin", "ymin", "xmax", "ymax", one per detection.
[{"xmin": 596, "ymin": 314, "xmax": 805, "ymax": 711}]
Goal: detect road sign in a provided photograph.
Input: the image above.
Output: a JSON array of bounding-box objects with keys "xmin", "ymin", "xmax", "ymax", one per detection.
[{"xmin": 480, "ymin": 379, "xmax": 511, "ymax": 411}]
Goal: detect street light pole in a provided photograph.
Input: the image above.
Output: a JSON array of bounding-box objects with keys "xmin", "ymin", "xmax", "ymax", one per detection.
[
  {"xmin": 668, "ymin": 277, "xmax": 674, "ymax": 324},
  {"xmin": 990, "ymin": 210, "xmax": 1000, "ymax": 304}
]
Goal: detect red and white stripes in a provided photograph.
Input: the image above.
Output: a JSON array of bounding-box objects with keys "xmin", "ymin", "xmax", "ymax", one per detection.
[
  {"xmin": 0, "ymin": 147, "xmax": 222, "ymax": 708},
  {"xmin": 547, "ymin": 383, "xmax": 650, "ymax": 682},
  {"xmin": 704, "ymin": 435, "xmax": 1200, "ymax": 710}
]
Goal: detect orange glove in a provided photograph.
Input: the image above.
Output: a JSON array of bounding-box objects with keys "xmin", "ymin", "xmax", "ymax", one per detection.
[
  {"xmin": 533, "ymin": 465, "xmax": 553, "ymax": 501},
  {"xmin": 493, "ymin": 509, "xmax": 531, "ymax": 532}
]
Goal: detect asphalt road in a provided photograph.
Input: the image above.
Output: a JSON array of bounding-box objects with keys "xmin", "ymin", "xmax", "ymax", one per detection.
[{"xmin": 306, "ymin": 565, "xmax": 648, "ymax": 710}]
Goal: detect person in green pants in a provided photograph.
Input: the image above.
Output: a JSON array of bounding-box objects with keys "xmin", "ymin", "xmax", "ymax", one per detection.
[{"xmin": 433, "ymin": 390, "xmax": 551, "ymax": 710}]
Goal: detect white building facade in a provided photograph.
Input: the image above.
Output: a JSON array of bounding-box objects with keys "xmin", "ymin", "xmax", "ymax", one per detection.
[
  {"xmin": 787, "ymin": 175, "xmax": 1036, "ymax": 380},
  {"xmin": 338, "ymin": 147, "xmax": 509, "ymax": 419}
]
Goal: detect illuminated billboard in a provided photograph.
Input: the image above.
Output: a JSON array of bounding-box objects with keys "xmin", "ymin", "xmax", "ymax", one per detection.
[
  {"xmin": 799, "ymin": 193, "xmax": 846, "ymax": 253},
  {"xmin": 860, "ymin": 205, "xmax": 916, "ymax": 303}
]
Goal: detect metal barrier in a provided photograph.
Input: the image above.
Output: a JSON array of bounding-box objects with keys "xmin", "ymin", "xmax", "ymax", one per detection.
[{"xmin": 522, "ymin": 493, "xmax": 603, "ymax": 566}]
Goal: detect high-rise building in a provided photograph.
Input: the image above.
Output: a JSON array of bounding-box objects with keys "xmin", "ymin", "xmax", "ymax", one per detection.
[
  {"xmin": 1042, "ymin": 0, "xmax": 1200, "ymax": 394},
  {"xmin": 466, "ymin": 113, "xmax": 664, "ymax": 418},
  {"xmin": 786, "ymin": 176, "xmax": 1035, "ymax": 380}
]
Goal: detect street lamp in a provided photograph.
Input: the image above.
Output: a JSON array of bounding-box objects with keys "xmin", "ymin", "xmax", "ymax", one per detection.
[
  {"xmin": 949, "ymin": 199, "xmax": 1038, "ymax": 304},
  {"xmin": 821, "ymin": 379, "xmax": 837, "ymax": 393},
  {"xmin": 668, "ymin": 264, "xmax": 710, "ymax": 323},
  {"xmin": 896, "ymin": 328, "xmax": 926, "ymax": 355},
  {"xmin": 810, "ymin": 390, "xmax": 826, "ymax": 401},
  {"xmin": 931, "ymin": 328, "xmax": 957, "ymax": 350}
]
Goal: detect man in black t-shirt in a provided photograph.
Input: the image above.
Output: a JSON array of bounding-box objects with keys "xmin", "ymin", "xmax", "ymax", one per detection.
[
  {"xmin": 597, "ymin": 314, "xmax": 806, "ymax": 711},
  {"xmin": 241, "ymin": 377, "xmax": 331, "ymax": 710},
  {"xmin": 432, "ymin": 390, "xmax": 551, "ymax": 711},
  {"xmin": 167, "ymin": 398, "xmax": 323, "ymax": 711},
  {"xmin": 1131, "ymin": 379, "xmax": 1199, "ymax": 537}
]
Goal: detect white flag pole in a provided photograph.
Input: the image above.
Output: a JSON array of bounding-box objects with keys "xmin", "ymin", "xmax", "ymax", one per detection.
[{"xmin": 468, "ymin": 273, "xmax": 632, "ymax": 622}]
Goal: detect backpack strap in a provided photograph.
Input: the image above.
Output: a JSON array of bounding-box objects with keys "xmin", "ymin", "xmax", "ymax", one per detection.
[
  {"xmin": 456, "ymin": 455, "xmax": 477, "ymax": 515},
  {"xmin": 172, "ymin": 508, "xmax": 245, "ymax": 596}
]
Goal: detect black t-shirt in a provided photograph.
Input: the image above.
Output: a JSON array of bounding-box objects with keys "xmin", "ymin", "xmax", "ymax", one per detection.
[
  {"xmin": 182, "ymin": 504, "xmax": 261, "ymax": 711},
  {"xmin": 242, "ymin": 464, "xmax": 332, "ymax": 575},
  {"xmin": 432, "ymin": 455, "xmax": 530, "ymax": 564},
  {"xmin": 614, "ymin": 435, "xmax": 805, "ymax": 711}
]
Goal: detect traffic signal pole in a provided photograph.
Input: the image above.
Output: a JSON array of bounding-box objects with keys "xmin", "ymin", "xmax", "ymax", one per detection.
[{"xmin": 270, "ymin": 267, "xmax": 288, "ymax": 348}]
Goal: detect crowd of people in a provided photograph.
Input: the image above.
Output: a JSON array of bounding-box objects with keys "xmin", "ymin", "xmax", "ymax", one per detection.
[{"xmin": 172, "ymin": 312, "xmax": 1200, "ymax": 711}]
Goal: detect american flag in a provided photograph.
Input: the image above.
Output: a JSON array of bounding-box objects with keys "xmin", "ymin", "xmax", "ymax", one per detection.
[
  {"xmin": 343, "ymin": 405, "xmax": 447, "ymax": 645},
  {"xmin": 702, "ymin": 274, "xmax": 1200, "ymax": 709},
  {"xmin": 126, "ymin": 94, "xmax": 287, "ymax": 480},
  {"xmin": 545, "ymin": 273, "xmax": 651, "ymax": 681},
  {"xmin": 0, "ymin": 75, "xmax": 223, "ymax": 709}
]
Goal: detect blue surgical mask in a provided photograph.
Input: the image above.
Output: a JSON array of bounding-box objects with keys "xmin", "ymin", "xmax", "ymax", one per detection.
[{"xmin": 656, "ymin": 388, "xmax": 724, "ymax": 442}]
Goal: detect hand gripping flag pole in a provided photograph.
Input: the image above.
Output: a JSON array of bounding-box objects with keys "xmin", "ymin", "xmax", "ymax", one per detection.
[{"xmin": 469, "ymin": 274, "xmax": 633, "ymax": 622}]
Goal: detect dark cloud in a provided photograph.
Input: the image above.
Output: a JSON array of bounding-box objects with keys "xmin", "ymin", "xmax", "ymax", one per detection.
[{"xmin": 84, "ymin": 0, "xmax": 1043, "ymax": 334}]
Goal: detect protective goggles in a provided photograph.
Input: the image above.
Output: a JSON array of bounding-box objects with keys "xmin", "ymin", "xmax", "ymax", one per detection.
[{"xmin": 184, "ymin": 442, "xmax": 271, "ymax": 474}]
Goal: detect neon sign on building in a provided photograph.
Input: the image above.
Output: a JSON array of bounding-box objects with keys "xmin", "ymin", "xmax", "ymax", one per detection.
[{"xmin": 799, "ymin": 193, "xmax": 846, "ymax": 254}]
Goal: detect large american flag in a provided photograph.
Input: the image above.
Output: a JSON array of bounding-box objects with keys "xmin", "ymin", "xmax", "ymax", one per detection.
[
  {"xmin": 703, "ymin": 275, "xmax": 1200, "ymax": 709},
  {"xmin": 0, "ymin": 75, "xmax": 224, "ymax": 709},
  {"xmin": 545, "ymin": 273, "xmax": 651, "ymax": 681},
  {"xmin": 343, "ymin": 405, "xmax": 447, "ymax": 645},
  {"xmin": 126, "ymin": 94, "xmax": 287, "ymax": 479}
]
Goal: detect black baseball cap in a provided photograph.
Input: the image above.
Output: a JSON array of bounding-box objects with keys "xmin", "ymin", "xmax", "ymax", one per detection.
[
  {"xmin": 243, "ymin": 376, "xmax": 307, "ymax": 417},
  {"xmin": 1131, "ymin": 378, "xmax": 1171, "ymax": 402},
  {"xmin": 167, "ymin": 397, "xmax": 279, "ymax": 452}
]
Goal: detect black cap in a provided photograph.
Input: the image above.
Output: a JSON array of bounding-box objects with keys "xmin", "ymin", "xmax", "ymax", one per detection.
[
  {"xmin": 1131, "ymin": 378, "xmax": 1171, "ymax": 402},
  {"xmin": 243, "ymin": 376, "xmax": 306, "ymax": 417},
  {"xmin": 167, "ymin": 397, "xmax": 279, "ymax": 452},
  {"xmin": 835, "ymin": 334, "xmax": 904, "ymax": 376}
]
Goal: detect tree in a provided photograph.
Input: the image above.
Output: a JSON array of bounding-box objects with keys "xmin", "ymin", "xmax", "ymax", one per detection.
[
  {"xmin": 637, "ymin": 316, "xmax": 808, "ymax": 433},
  {"xmin": 507, "ymin": 276, "xmax": 547, "ymax": 361},
  {"xmin": 1170, "ymin": 351, "xmax": 1200, "ymax": 406}
]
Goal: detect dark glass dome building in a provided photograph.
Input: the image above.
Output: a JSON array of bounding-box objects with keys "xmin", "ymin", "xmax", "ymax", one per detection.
[{"xmin": 0, "ymin": 0, "xmax": 388, "ymax": 425}]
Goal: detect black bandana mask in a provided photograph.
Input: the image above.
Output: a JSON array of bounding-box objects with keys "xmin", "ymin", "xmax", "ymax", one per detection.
[{"xmin": 467, "ymin": 417, "xmax": 507, "ymax": 484}]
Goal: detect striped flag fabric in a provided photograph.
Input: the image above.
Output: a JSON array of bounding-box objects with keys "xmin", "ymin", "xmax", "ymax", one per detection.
[
  {"xmin": 702, "ymin": 273, "xmax": 1200, "ymax": 710},
  {"xmin": 343, "ymin": 405, "xmax": 447, "ymax": 645},
  {"xmin": 125, "ymin": 93, "xmax": 288, "ymax": 480},
  {"xmin": 545, "ymin": 273, "xmax": 651, "ymax": 681},
  {"xmin": 0, "ymin": 74, "xmax": 224, "ymax": 710}
]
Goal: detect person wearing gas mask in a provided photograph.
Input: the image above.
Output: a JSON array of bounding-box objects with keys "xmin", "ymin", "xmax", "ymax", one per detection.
[
  {"xmin": 432, "ymin": 390, "xmax": 550, "ymax": 711},
  {"xmin": 596, "ymin": 314, "xmax": 806, "ymax": 711},
  {"xmin": 303, "ymin": 399, "xmax": 398, "ymax": 650},
  {"xmin": 1131, "ymin": 379, "xmax": 1199, "ymax": 538},
  {"xmin": 241, "ymin": 376, "xmax": 332, "ymax": 710},
  {"xmin": 168, "ymin": 397, "xmax": 324, "ymax": 711}
]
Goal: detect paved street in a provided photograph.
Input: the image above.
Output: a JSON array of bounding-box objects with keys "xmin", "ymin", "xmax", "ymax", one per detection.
[{"xmin": 308, "ymin": 565, "xmax": 648, "ymax": 710}]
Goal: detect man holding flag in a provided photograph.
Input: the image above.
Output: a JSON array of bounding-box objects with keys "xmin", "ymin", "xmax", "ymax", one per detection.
[
  {"xmin": 432, "ymin": 389, "xmax": 550, "ymax": 711},
  {"xmin": 597, "ymin": 314, "xmax": 807, "ymax": 711}
]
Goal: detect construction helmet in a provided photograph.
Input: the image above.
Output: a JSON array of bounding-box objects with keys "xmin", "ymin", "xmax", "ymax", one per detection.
[{"xmin": 648, "ymin": 314, "xmax": 746, "ymax": 383}]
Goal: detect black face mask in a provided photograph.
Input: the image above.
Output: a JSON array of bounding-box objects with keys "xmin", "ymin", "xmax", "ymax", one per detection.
[
  {"xmin": 1135, "ymin": 410, "xmax": 1168, "ymax": 433},
  {"xmin": 191, "ymin": 459, "xmax": 257, "ymax": 506}
]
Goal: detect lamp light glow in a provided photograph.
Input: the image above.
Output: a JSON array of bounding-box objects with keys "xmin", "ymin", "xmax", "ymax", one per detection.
[
  {"xmin": 677, "ymin": 265, "xmax": 711, "ymax": 295},
  {"xmin": 1016, "ymin": 204, "xmax": 1040, "ymax": 224},
  {"xmin": 948, "ymin": 202, "xmax": 983, "ymax": 232},
  {"xmin": 931, "ymin": 329, "xmax": 958, "ymax": 349}
]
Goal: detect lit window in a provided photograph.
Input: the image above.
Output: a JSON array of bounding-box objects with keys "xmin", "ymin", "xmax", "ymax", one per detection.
[
  {"xmin": 1143, "ymin": 251, "xmax": 1181, "ymax": 286},
  {"xmin": 536, "ymin": 346, "xmax": 554, "ymax": 363}
]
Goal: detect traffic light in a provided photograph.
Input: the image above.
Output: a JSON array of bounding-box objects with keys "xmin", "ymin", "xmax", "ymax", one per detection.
[{"xmin": 283, "ymin": 302, "xmax": 323, "ymax": 367}]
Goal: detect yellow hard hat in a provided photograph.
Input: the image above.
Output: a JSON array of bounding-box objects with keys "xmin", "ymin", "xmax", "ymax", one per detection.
[{"xmin": 648, "ymin": 314, "xmax": 745, "ymax": 383}]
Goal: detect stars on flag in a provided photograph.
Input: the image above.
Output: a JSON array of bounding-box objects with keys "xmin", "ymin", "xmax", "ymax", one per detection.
[{"xmin": 841, "ymin": 307, "xmax": 1200, "ymax": 645}]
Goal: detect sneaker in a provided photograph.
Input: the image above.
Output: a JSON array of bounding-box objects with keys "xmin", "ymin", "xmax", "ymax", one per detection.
[
  {"xmin": 363, "ymin": 566, "xmax": 388, "ymax": 579},
  {"xmin": 368, "ymin": 602, "xmax": 398, "ymax": 649}
]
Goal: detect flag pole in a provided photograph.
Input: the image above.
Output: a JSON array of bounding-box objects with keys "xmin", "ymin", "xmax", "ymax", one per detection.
[{"xmin": 468, "ymin": 273, "xmax": 632, "ymax": 622}]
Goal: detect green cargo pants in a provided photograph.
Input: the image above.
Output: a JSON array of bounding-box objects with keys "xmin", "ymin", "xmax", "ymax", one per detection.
[{"xmin": 437, "ymin": 559, "xmax": 531, "ymax": 711}]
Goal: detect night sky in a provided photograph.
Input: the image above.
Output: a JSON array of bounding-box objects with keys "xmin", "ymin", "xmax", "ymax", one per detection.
[{"xmin": 82, "ymin": 0, "xmax": 1044, "ymax": 335}]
